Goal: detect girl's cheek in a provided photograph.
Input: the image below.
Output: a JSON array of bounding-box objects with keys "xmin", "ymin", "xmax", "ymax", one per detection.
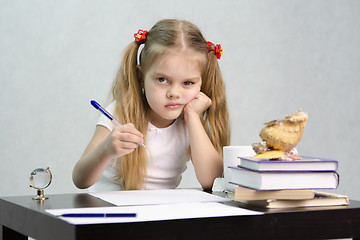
[
  {"xmin": 194, "ymin": 87, "xmax": 201, "ymax": 97},
  {"xmin": 186, "ymin": 89, "xmax": 200, "ymax": 102}
]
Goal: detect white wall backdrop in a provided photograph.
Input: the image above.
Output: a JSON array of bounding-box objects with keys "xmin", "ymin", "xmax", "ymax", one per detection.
[{"xmin": 1, "ymin": 0, "xmax": 359, "ymax": 199}]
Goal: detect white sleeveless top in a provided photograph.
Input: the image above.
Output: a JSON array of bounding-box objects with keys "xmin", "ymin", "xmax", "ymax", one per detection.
[{"xmin": 88, "ymin": 102, "xmax": 190, "ymax": 192}]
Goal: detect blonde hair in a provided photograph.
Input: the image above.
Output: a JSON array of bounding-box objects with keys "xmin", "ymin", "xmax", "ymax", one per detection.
[{"xmin": 111, "ymin": 19, "xmax": 230, "ymax": 190}]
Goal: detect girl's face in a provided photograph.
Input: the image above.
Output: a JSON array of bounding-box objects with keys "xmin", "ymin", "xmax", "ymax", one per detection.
[{"xmin": 143, "ymin": 50, "xmax": 203, "ymax": 128}]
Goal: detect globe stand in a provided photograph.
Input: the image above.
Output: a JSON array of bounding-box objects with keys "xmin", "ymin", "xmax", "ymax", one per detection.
[{"xmin": 32, "ymin": 189, "xmax": 48, "ymax": 201}]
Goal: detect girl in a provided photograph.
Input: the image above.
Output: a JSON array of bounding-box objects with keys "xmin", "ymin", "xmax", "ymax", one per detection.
[{"xmin": 72, "ymin": 19, "xmax": 230, "ymax": 191}]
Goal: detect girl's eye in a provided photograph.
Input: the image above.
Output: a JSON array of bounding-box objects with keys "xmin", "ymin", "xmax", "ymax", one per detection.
[
  {"xmin": 184, "ymin": 81, "xmax": 194, "ymax": 86},
  {"xmin": 157, "ymin": 77, "xmax": 168, "ymax": 84}
]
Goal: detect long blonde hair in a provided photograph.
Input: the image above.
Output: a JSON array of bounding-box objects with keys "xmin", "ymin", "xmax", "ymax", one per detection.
[{"xmin": 111, "ymin": 19, "xmax": 230, "ymax": 190}]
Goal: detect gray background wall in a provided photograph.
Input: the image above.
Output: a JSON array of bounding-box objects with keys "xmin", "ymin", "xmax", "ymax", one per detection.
[{"xmin": 1, "ymin": 0, "xmax": 359, "ymax": 200}]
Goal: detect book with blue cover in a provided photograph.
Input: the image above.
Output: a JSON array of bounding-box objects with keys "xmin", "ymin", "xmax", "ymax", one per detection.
[
  {"xmin": 238, "ymin": 156, "xmax": 338, "ymax": 172},
  {"xmin": 228, "ymin": 166, "xmax": 339, "ymax": 190}
]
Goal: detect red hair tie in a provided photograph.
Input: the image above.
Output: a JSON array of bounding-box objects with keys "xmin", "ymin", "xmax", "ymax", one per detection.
[
  {"xmin": 134, "ymin": 29, "xmax": 148, "ymax": 44},
  {"xmin": 207, "ymin": 41, "xmax": 223, "ymax": 60}
]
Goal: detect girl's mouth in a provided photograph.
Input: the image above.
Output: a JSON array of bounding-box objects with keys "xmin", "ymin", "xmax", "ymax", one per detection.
[{"xmin": 165, "ymin": 103, "xmax": 182, "ymax": 109}]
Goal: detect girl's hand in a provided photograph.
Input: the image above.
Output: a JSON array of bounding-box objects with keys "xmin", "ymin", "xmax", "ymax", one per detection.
[
  {"xmin": 184, "ymin": 92, "xmax": 212, "ymax": 118},
  {"xmin": 73, "ymin": 123, "xmax": 144, "ymax": 189},
  {"xmin": 102, "ymin": 123, "xmax": 144, "ymax": 158}
]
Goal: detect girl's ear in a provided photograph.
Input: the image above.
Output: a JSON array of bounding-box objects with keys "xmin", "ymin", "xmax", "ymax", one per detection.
[{"xmin": 136, "ymin": 65, "xmax": 144, "ymax": 88}]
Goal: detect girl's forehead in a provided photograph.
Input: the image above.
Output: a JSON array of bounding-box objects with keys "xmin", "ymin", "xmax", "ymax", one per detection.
[{"xmin": 148, "ymin": 50, "xmax": 205, "ymax": 74}]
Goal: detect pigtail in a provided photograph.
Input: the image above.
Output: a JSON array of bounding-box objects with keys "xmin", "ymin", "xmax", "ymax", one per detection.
[
  {"xmin": 112, "ymin": 42, "xmax": 148, "ymax": 190},
  {"xmin": 202, "ymin": 50, "xmax": 230, "ymax": 155}
]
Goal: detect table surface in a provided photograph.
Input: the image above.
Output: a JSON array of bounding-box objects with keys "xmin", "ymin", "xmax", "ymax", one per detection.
[{"xmin": 1, "ymin": 192, "xmax": 360, "ymax": 240}]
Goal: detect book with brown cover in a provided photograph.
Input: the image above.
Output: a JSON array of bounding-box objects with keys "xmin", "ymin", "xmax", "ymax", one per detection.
[
  {"xmin": 240, "ymin": 191, "xmax": 349, "ymax": 209},
  {"xmin": 227, "ymin": 185, "xmax": 315, "ymax": 201}
]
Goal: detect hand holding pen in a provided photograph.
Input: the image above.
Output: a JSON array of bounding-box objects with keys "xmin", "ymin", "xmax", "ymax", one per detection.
[{"xmin": 91, "ymin": 100, "xmax": 146, "ymax": 153}]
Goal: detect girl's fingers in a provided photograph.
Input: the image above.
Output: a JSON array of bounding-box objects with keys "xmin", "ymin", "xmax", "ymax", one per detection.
[
  {"xmin": 185, "ymin": 92, "xmax": 212, "ymax": 116},
  {"xmin": 118, "ymin": 132, "xmax": 144, "ymax": 147},
  {"xmin": 119, "ymin": 123, "xmax": 144, "ymax": 138},
  {"xmin": 112, "ymin": 123, "xmax": 144, "ymax": 146}
]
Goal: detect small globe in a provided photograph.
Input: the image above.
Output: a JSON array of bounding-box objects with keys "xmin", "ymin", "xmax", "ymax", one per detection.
[{"xmin": 30, "ymin": 168, "xmax": 52, "ymax": 189}]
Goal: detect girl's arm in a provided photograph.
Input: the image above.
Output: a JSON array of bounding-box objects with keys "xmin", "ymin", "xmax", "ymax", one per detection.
[
  {"xmin": 72, "ymin": 123, "xmax": 144, "ymax": 189},
  {"xmin": 184, "ymin": 92, "xmax": 223, "ymax": 190}
]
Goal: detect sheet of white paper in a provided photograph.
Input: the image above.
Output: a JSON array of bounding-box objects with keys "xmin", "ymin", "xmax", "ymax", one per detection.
[
  {"xmin": 89, "ymin": 189, "xmax": 229, "ymax": 206},
  {"xmin": 46, "ymin": 202, "xmax": 263, "ymax": 225}
]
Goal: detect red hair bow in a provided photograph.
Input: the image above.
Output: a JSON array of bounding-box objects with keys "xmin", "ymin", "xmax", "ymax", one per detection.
[
  {"xmin": 207, "ymin": 41, "xmax": 223, "ymax": 60},
  {"xmin": 134, "ymin": 29, "xmax": 148, "ymax": 44}
]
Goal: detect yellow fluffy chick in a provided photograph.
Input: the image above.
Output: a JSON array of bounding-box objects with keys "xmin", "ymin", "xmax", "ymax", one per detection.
[{"xmin": 259, "ymin": 110, "xmax": 308, "ymax": 152}]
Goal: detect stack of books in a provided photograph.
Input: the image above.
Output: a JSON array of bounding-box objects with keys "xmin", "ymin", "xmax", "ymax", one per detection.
[{"xmin": 226, "ymin": 156, "xmax": 349, "ymax": 208}]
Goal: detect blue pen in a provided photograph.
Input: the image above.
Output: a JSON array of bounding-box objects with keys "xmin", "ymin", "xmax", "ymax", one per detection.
[
  {"xmin": 90, "ymin": 100, "xmax": 145, "ymax": 147},
  {"xmin": 61, "ymin": 213, "xmax": 137, "ymax": 218}
]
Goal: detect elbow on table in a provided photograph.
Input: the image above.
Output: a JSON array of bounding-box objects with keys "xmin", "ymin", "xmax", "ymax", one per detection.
[
  {"xmin": 199, "ymin": 177, "xmax": 217, "ymax": 192},
  {"xmin": 197, "ymin": 168, "xmax": 223, "ymax": 192},
  {"xmin": 72, "ymin": 171, "xmax": 91, "ymax": 190}
]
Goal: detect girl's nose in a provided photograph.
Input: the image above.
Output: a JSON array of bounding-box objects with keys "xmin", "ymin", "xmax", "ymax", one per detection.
[{"xmin": 166, "ymin": 85, "xmax": 180, "ymax": 98}]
